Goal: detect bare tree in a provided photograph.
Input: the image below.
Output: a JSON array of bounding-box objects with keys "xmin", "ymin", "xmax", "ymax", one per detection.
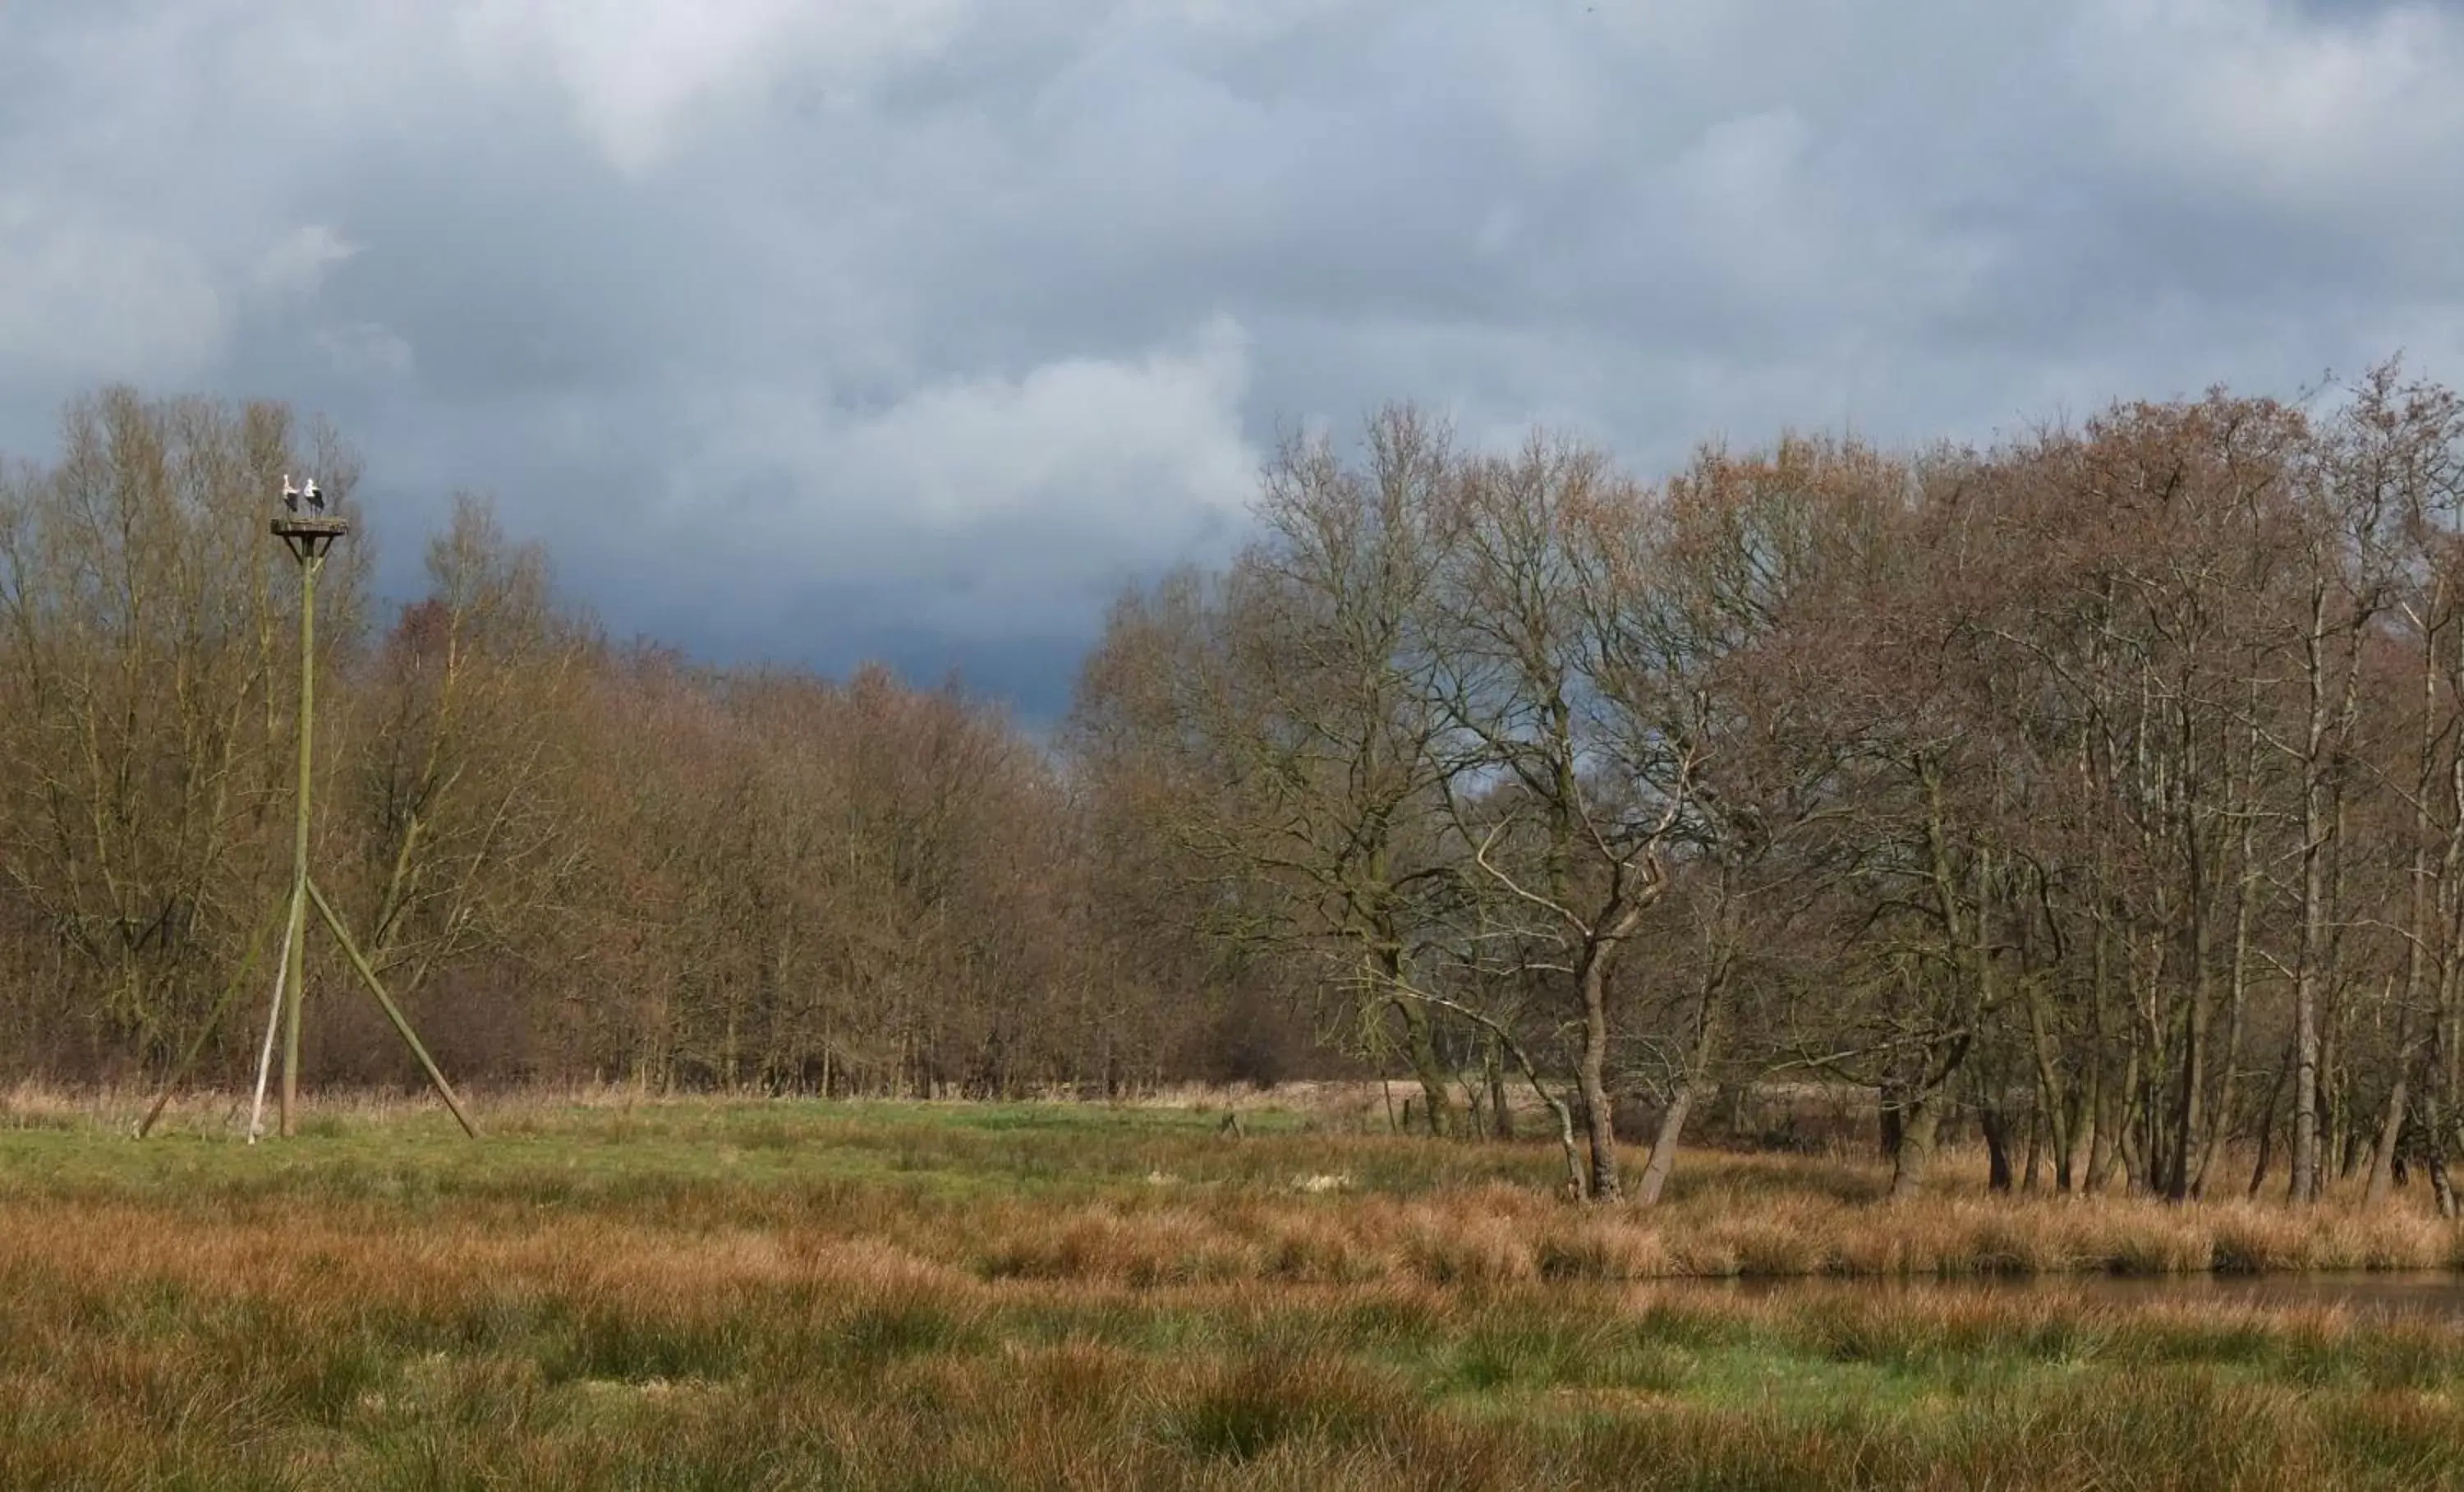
[
  {"xmin": 1073, "ymin": 408, "xmax": 1473, "ymax": 1132},
  {"xmin": 0, "ymin": 389, "xmax": 364, "ymax": 1071},
  {"xmin": 1427, "ymin": 435, "xmax": 1698, "ymax": 1200}
]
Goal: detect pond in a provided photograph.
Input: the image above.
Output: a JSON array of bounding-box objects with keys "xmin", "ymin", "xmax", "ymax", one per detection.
[{"xmin": 1700, "ymin": 1270, "xmax": 2464, "ymax": 1322}]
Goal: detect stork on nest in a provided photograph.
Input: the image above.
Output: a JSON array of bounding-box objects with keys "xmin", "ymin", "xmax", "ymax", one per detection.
[{"xmin": 280, "ymin": 474, "xmax": 326, "ymax": 514}]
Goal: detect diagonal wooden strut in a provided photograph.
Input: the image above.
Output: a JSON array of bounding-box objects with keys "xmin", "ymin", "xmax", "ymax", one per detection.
[
  {"xmin": 306, "ymin": 877, "xmax": 481, "ymax": 1139},
  {"xmin": 248, "ymin": 886, "xmax": 304, "ymax": 1143},
  {"xmin": 135, "ymin": 896, "xmax": 283, "ymax": 1139}
]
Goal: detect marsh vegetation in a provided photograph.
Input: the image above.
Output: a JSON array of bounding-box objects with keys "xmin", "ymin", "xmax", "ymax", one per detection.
[{"xmin": 7, "ymin": 1094, "xmax": 2463, "ymax": 1490}]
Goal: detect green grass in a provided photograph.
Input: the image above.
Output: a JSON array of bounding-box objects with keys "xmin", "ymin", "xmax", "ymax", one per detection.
[
  {"xmin": 2, "ymin": 1094, "xmax": 2462, "ymax": 1488},
  {"xmin": 2, "ymin": 1096, "xmax": 1542, "ymax": 1204}
]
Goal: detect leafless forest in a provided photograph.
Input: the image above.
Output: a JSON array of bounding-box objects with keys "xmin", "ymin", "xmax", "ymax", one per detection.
[{"xmin": 7, "ymin": 366, "xmax": 2464, "ymax": 1209}]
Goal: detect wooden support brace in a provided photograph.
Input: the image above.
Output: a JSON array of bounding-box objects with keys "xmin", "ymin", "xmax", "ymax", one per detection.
[
  {"xmin": 136, "ymin": 897, "xmax": 283, "ymax": 1140},
  {"xmin": 305, "ymin": 877, "xmax": 481, "ymax": 1139}
]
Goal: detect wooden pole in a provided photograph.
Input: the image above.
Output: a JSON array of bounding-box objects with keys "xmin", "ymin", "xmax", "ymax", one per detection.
[
  {"xmin": 279, "ymin": 539, "xmax": 317, "ymax": 1138},
  {"xmin": 253, "ymin": 511, "xmax": 475, "ymax": 1143}
]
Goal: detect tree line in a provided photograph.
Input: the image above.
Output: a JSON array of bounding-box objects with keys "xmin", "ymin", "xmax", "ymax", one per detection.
[
  {"xmin": 7, "ymin": 368, "xmax": 2464, "ymax": 1209},
  {"xmin": 0, "ymin": 388, "xmax": 1275, "ymax": 1108}
]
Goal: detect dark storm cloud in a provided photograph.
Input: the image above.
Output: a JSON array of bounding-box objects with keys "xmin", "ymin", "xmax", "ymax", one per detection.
[{"xmin": 2, "ymin": 1, "xmax": 2460, "ymax": 717}]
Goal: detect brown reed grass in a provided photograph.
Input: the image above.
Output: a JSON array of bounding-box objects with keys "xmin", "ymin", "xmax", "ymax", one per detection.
[{"xmin": 2, "ymin": 1095, "xmax": 2460, "ymax": 1487}]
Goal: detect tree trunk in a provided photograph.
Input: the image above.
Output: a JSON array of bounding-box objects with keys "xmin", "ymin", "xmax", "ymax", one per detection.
[
  {"xmin": 2091, "ymin": 1046, "xmax": 2138, "ymax": 1194},
  {"xmin": 1889, "ymin": 1096, "xmax": 1945, "ymax": 1201},
  {"xmin": 2168, "ymin": 843, "xmax": 2213, "ymax": 1202},
  {"xmin": 1886, "ymin": 1039, "xmax": 1973, "ymax": 1203},
  {"xmin": 2422, "ymin": 1074, "xmax": 2459, "ymax": 1219},
  {"xmin": 2293, "ymin": 957, "xmax": 2324, "ymax": 1204},
  {"xmin": 2117, "ymin": 1084, "xmax": 2148, "ymax": 1195},
  {"xmin": 2250, "ymin": 1043, "xmax": 2292, "ymax": 1197},
  {"xmin": 1633, "ymin": 1081, "xmax": 1695, "ymax": 1206},
  {"xmin": 1574, "ymin": 951, "xmax": 1620, "ymax": 1200},
  {"xmin": 2079, "ymin": 918, "xmax": 2114, "ymax": 1194},
  {"xmin": 2071, "ymin": 1050, "xmax": 2101, "ymax": 1196},
  {"xmin": 2365, "ymin": 1056, "xmax": 2410, "ymax": 1206},
  {"xmin": 2022, "ymin": 1104, "xmax": 2044, "ymax": 1193},
  {"xmin": 1391, "ymin": 992, "xmax": 1455, "ymax": 1139},
  {"xmin": 2375, "ymin": 628, "xmax": 2445, "ymax": 1210},
  {"xmin": 1981, "ymin": 1104, "xmax": 2015, "ymax": 1194},
  {"xmin": 2292, "ymin": 589, "xmax": 2340, "ymax": 1204},
  {"xmin": 1484, "ymin": 1029, "xmax": 1513, "ymax": 1141},
  {"xmin": 2324, "ymin": 1014, "xmax": 2354, "ymax": 1188},
  {"xmin": 2024, "ymin": 974, "xmax": 2073, "ymax": 1193},
  {"xmin": 2193, "ymin": 809, "xmax": 2257, "ymax": 1199},
  {"xmin": 1635, "ymin": 948, "xmax": 1727, "ymax": 1207},
  {"xmin": 1543, "ymin": 1084, "xmax": 1585, "ymax": 1200}
]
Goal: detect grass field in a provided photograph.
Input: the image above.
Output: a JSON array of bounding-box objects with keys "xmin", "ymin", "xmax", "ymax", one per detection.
[{"xmin": 5, "ymin": 1090, "xmax": 2463, "ymax": 1490}]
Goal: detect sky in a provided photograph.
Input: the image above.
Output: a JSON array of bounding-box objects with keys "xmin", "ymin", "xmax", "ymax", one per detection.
[{"xmin": 3, "ymin": 1, "xmax": 2461, "ymax": 721}]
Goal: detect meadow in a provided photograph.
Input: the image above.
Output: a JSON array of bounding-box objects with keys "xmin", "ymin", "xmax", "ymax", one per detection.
[{"xmin": 4, "ymin": 1087, "xmax": 2463, "ymax": 1490}]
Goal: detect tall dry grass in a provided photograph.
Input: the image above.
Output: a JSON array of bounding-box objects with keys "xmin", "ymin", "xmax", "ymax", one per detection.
[
  {"xmin": 5, "ymin": 1096, "xmax": 2462, "ymax": 1486},
  {"xmin": 4, "ymin": 1193, "xmax": 2462, "ymax": 1490}
]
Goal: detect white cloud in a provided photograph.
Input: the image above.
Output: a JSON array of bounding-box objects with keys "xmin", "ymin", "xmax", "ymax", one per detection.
[
  {"xmin": 254, "ymin": 224, "xmax": 359, "ymax": 298},
  {"xmin": 646, "ymin": 316, "xmax": 1255, "ymax": 630},
  {"xmin": 453, "ymin": 0, "xmax": 970, "ymax": 172},
  {"xmin": 0, "ymin": 1, "xmax": 2459, "ymax": 710},
  {"xmin": 839, "ymin": 313, "xmax": 1252, "ymax": 531}
]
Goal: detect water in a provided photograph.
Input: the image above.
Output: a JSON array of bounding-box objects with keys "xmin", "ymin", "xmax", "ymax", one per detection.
[{"xmin": 1695, "ymin": 1271, "xmax": 2464, "ymax": 1323}]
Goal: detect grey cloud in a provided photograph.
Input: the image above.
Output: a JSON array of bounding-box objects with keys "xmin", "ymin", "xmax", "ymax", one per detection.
[{"xmin": 2, "ymin": 1, "xmax": 2460, "ymax": 719}]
